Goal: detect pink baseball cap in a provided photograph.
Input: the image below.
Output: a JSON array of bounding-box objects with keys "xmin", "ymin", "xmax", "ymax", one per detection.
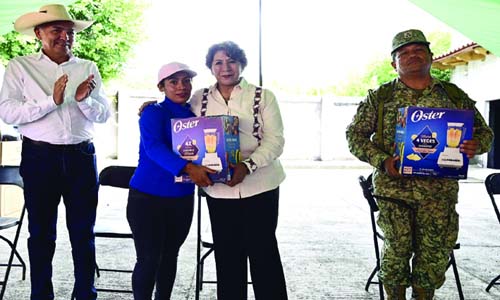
[{"xmin": 157, "ymin": 62, "xmax": 197, "ymax": 85}]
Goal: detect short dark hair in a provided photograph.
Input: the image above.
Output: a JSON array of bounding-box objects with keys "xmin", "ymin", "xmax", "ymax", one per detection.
[{"xmin": 205, "ymin": 41, "xmax": 248, "ymax": 70}]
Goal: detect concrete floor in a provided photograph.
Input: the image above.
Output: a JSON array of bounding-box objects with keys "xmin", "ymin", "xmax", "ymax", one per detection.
[{"xmin": 1, "ymin": 163, "xmax": 500, "ymax": 299}]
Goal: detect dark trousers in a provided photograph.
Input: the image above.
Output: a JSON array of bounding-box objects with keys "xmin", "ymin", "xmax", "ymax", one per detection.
[
  {"xmin": 127, "ymin": 189, "xmax": 194, "ymax": 300},
  {"xmin": 20, "ymin": 139, "xmax": 98, "ymax": 300},
  {"xmin": 206, "ymin": 187, "xmax": 288, "ymax": 300}
]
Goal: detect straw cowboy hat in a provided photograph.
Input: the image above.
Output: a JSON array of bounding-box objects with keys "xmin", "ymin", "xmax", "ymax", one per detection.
[{"xmin": 14, "ymin": 4, "xmax": 94, "ymax": 37}]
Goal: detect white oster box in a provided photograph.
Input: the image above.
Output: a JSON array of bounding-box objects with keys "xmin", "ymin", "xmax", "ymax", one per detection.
[
  {"xmin": 171, "ymin": 115, "xmax": 240, "ymax": 183},
  {"xmin": 394, "ymin": 106, "xmax": 474, "ymax": 179}
]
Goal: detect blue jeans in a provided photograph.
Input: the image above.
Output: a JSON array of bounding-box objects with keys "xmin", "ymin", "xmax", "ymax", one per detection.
[
  {"xmin": 127, "ymin": 189, "xmax": 194, "ymax": 300},
  {"xmin": 20, "ymin": 139, "xmax": 98, "ymax": 300}
]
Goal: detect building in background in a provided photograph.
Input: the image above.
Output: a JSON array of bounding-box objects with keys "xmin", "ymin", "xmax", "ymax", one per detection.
[{"xmin": 434, "ymin": 44, "xmax": 500, "ymax": 169}]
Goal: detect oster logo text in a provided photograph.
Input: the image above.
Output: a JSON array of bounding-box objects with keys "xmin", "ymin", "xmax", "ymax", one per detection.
[
  {"xmin": 410, "ymin": 110, "xmax": 446, "ymax": 123},
  {"xmin": 172, "ymin": 119, "xmax": 200, "ymax": 133}
]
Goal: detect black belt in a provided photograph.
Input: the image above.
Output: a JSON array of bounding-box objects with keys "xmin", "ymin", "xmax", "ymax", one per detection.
[{"xmin": 23, "ymin": 136, "xmax": 92, "ymax": 150}]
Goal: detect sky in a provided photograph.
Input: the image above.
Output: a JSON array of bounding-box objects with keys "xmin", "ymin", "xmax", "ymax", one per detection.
[{"xmin": 114, "ymin": 0, "xmax": 469, "ymax": 94}]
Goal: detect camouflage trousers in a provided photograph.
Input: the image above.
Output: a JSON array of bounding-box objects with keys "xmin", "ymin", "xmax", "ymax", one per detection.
[{"xmin": 377, "ymin": 198, "xmax": 459, "ymax": 289}]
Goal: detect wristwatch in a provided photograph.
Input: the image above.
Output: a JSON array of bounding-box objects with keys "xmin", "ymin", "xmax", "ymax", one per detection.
[{"xmin": 242, "ymin": 158, "xmax": 258, "ymax": 174}]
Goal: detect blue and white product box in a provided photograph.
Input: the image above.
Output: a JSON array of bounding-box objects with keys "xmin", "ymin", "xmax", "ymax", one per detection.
[
  {"xmin": 171, "ymin": 115, "xmax": 240, "ymax": 183},
  {"xmin": 394, "ymin": 106, "xmax": 474, "ymax": 179}
]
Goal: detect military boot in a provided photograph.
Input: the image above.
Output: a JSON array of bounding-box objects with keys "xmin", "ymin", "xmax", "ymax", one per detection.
[
  {"xmin": 384, "ymin": 285, "xmax": 407, "ymax": 300},
  {"xmin": 411, "ymin": 286, "xmax": 435, "ymax": 300}
]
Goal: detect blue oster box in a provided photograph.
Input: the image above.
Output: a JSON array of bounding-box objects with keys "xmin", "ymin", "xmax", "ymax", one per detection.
[
  {"xmin": 171, "ymin": 115, "xmax": 240, "ymax": 183},
  {"xmin": 394, "ymin": 106, "xmax": 474, "ymax": 179}
]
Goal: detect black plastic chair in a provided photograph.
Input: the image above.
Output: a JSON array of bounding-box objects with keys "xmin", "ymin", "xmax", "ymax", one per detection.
[
  {"xmin": 358, "ymin": 174, "xmax": 464, "ymax": 300},
  {"xmin": 94, "ymin": 166, "xmax": 136, "ymax": 294},
  {"xmin": 484, "ymin": 173, "xmax": 500, "ymax": 292},
  {"xmin": 358, "ymin": 174, "xmax": 385, "ymax": 300},
  {"xmin": 0, "ymin": 166, "xmax": 26, "ymax": 299},
  {"xmin": 195, "ymin": 187, "xmax": 216, "ymax": 300},
  {"xmin": 194, "ymin": 187, "xmax": 253, "ymax": 300}
]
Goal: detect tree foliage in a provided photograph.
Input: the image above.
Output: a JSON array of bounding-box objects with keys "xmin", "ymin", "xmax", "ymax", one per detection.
[
  {"xmin": 332, "ymin": 31, "xmax": 453, "ymax": 96},
  {"xmin": 70, "ymin": 0, "xmax": 144, "ymax": 82},
  {"xmin": 427, "ymin": 31, "xmax": 453, "ymax": 82},
  {"xmin": 0, "ymin": 33, "xmax": 39, "ymax": 65},
  {"xmin": 330, "ymin": 56, "xmax": 397, "ymax": 97},
  {"xmin": 0, "ymin": 0, "xmax": 144, "ymax": 83}
]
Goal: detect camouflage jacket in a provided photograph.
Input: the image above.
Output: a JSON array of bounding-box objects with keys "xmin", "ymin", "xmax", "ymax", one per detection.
[{"xmin": 346, "ymin": 78, "xmax": 494, "ymax": 203}]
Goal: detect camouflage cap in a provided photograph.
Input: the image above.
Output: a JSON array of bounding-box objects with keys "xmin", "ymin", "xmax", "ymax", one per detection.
[{"xmin": 391, "ymin": 29, "xmax": 430, "ymax": 54}]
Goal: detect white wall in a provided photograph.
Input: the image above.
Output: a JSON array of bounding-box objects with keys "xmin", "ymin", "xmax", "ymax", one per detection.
[
  {"xmin": 113, "ymin": 92, "xmax": 362, "ymax": 162},
  {"xmin": 115, "ymin": 90, "xmax": 158, "ymax": 165},
  {"xmin": 451, "ymin": 55, "xmax": 500, "ymax": 102},
  {"xmin": 321, "ymin": 96, "xmax": 362, "ymax": 160},
  {"xmin": 451, "ymin": 54, "xmax": 500, "ymax": 121},
  {"xmin": 449, "ymin": 53, "xmax": 500, "ymax": 167}
]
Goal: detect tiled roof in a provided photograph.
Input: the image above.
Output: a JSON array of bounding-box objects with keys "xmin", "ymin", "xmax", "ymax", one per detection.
[{"xmin": 432, "ymin": 42, "xmax": 490, "ymax": 70}]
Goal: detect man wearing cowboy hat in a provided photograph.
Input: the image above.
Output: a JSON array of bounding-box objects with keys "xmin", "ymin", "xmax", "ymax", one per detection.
[{"xmin": 0, "ymin": 4, "xmax": 111, "ymax": 300}]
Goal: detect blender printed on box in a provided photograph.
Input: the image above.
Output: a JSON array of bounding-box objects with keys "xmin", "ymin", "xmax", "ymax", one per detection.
[
  {"xmin": 394, "ymin": 106, "xmax": 474, "ymax": 179},
  {"xmin": 171, "ymin": 115, "xmax": 240, "ymax": 183}
]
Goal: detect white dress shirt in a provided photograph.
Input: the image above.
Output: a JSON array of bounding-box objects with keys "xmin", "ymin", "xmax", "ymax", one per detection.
[
  {"xmin": 190, "ymin": 78, "xmax": 286, "ymax": 199},
  {"xmin": 0, "ymin": 52, "xmax": 111, "ymax": 144}
]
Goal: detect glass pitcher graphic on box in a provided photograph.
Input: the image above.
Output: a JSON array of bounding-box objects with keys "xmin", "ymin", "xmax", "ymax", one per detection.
[
  {"xmin": 202, "ymin": 128, "xmax": 223, "ymax": 171},
  {"xmin": 437, "ymin": 122, "xmax": 465, "ymax": 169}
]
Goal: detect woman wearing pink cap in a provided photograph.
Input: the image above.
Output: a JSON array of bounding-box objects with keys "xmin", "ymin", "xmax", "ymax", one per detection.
[{"xmin": 127, "ymin": 62, "xmax": 214, "ymax": 299}]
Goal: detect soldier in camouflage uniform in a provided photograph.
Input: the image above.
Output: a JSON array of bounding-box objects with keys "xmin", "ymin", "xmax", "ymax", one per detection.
[{"xmin": 346, "ymin": 29, "xmax": 493, "ymax": 300}]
